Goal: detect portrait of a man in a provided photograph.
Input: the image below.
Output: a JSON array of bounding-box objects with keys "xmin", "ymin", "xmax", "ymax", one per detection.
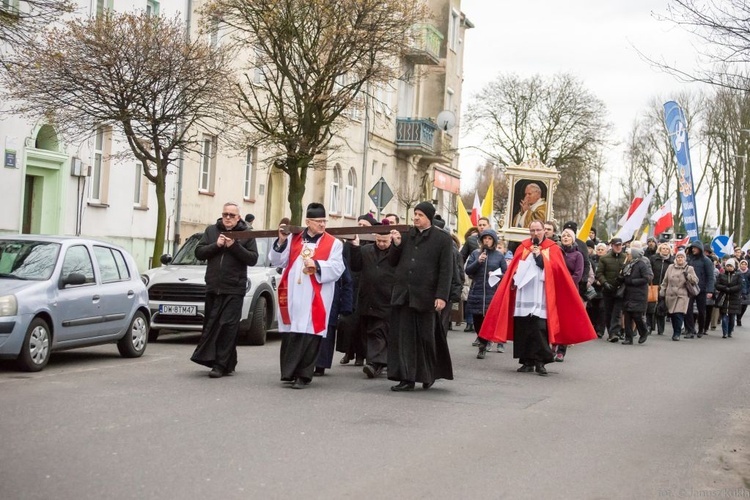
[{"xmin": 512, "ymin": 180, "xmax": 548, "ymax": 228}]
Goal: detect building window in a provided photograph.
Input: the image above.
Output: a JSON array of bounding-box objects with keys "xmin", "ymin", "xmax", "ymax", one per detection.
[
  {"xmin": 133, "ymin": 162, "xmax": 148, "ymax": 207},
  {"xmin": 96, "ymin": 0, "xmax": 113, "ymax": 16},
  {"xmin": 145, "ymin": 0, "xmax": 159, "ymax": 16},
  {"xmin": 90, "ymin": 126, "xmax": 111, "ymax": 204},
  {"xmin": 1, "ymin": 0, "xmax": 20, "ymax": 16},
  {"xmin": 448, "ymin": 9, "xmax": 459, "ymax": 52},
  {"xmin": 344, "ymin": 168, "xmax": 356, "ymax": 216},
  {"xmin": 208, "ymin": 17, "xmax": 220, "ymax": 48},
  {"xmin": 244, "ymin": 147, "xmax": 257, "ymax": 200},
  {"xmin": 199, "ymin": 136, "xmax": 216, "ymax": 193},
  {"xmin": 330, "ymin": 165, "xmax": 341, "ymax": 214}
]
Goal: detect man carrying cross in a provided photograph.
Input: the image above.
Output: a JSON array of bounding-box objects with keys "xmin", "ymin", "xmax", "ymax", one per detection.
[{"xmin": 269, "ymin": 203, "xmax": 346, "ymax": 389}]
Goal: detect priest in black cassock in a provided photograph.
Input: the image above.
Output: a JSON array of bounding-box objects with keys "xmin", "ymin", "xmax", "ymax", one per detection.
[{"xmin": 387, "ymin": 201, "xmax": 454, "ymax": 391}]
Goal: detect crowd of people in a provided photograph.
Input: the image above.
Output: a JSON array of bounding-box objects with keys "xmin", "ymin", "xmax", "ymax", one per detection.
[{"xmin": 188, "ymin": 200, "xmax": 750, "ymax": 387}]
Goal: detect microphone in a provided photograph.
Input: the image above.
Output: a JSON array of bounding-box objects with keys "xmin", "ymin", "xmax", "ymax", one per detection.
[{"xmin": 532, "ymin": 237, "xmax": 540, "ymax": 246}]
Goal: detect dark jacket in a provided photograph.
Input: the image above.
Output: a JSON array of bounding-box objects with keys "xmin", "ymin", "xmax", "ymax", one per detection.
[
  {"xmin": 560, "ymin": 243, "xmax": 584, "ymax": 284},
  {"xmin": 350, "ymin": 242, "xmax": 396, "ymax": 319},
  {"xmin": 449, "ymin": 244, "xmax": 465, "ymax": 303},
  {"xmin": 596, "ymin": 249, "xmax": 627, "ymax": 295},
  {"xmin": 459, "ymin": 234, "xmax": 479, "ymax": 264},
  {"xmin": 740, "ymin": 269, "xmax": 750, "ymax": 297},
  {"xmin": 328, "ymin": 266, "xmax": 354, "ymax": 326},
  {"xmin": 650, "ymin": 253, "xmax": 674, "ymax": 287},
  {"xmin": 465, "ymin": 229, "xmax": 507, "ymax": 315},
  {"xmin": 686, "ymin": 241, "xmax": 715, "ymax": 293},
  {"xmin": 574, "ymin": 238, "xmax": 591, "ymax": 293},
  {"xmin": 195, "ymin": 218, "xmax": 258, "ymax": 295},
  {"xmin": 715, "ymin": 271, "xmax": 742, "ymax": 315},
  {"xmin": 622, "ymin": 251, "xmax": 653, "ymax": 312},
  {"xmin": 389, "ymin": 226, "xmax": 453, "ymax": 312}
]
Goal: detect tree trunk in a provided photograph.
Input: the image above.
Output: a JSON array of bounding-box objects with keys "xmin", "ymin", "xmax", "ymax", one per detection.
[
  {"xmin": 286, "ymin": 158, "xmax": 307, "ymax": 225},
  {"xmin": 151, "ymin": 172, "xmax": 167, "ymax": 268}
]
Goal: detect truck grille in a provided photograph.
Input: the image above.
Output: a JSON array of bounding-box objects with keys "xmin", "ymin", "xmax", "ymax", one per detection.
[{"xmin": 148, "ymin": 284, "xmax": 206, "ymax": 302}]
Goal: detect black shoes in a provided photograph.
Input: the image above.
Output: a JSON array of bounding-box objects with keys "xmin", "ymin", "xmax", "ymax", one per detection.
[
  {"xmin": 476, "ymin": 349, "xmax": 486, "ymax": 359},
  {"xmin": 684, "ymin": 333, "xmax": 695, "ymax": 339},
  {"xmin": 672, "ymin": 336, "xmax": 680, "ymax": 341},
  {"xmin": 471, "ymin": 336, "xmax": 480, "ymax": 346},
  {"xmin": 621, "ymin": 338, "xmax": 633, "ymax": 345},
  {"xmin": 535, "ymin": 363, "xmax": 548, "ymax": 376},
  {"xmin": 517, "ymin": 364, "xmax": 534, "ymax": 373},
  {"xmin": 638, "ymin": 334, "xmax": 648, "ymax": 344},
  {"xmin": 422, "ymin": 381, "xmax": 435, "ymax": 390},
  {"xmin": 208, "ymin": 368, "xmax": 223, "ymax": 378},
  {"xmin": 354, "ymin": 356, "xmax": 365, "ymax": 367},
  {"xmin": 313, "ymin": 367, "xmax": 326, "ymax": 376},
  {"xmin": 363, "ymin": 364, "xmax": 383, "ymax": 378},
  {"xmin": 291, "ymin": 378, "xmax": 310, "ymax": 389},
  {"xmin": 390, "ymin": 381, "xmax": 415, "ymax": 392},
  {"xmin": 339, "ymin": 354, "xmax": 351, "ymax": 364},
  {"xmin": 464, "ymin": 324, "xmax": 474, "ymax": 332},
  {"xmin": 607, "ymin": 334, "xmax": 620, "ymax": 343}
]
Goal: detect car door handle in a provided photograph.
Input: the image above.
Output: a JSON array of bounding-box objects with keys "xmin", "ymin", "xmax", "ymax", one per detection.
[
  {"xmin": 127, "ymin": 290, "xmax": 135, "ymax": 298},
  {"xmin": 92, "ymin": 295, "xmax": 101, "ymax": 301}
]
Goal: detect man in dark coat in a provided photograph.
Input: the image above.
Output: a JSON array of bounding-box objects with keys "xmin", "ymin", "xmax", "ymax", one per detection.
[
  {"xmin": 685, "ymin": 240, "xmax": 715, "ymax": 338},
  {"xmin": 191, "ymin": 202, "xmax": 259, "ymax": 377},
  {"xmin": 433, "ymin": 214, "xmax": 464, "ymax": 333},
  {"xmin": 315, "ymin": 266, "xmax": 354, "ymax": 375},
  {"xmin": 350, "ymin": 232, "xmax": 396, "ymax": 379},
  {"xmin": 716, "ymin": 258, "xmax": 742, "ymax": 338},
  {"xmin": 596, "ymin": 237, "xmax": 627, "ymax": 342},
  {"xmin": 387, "ymin": 201, "xmax": 454, "ymax": 391}
]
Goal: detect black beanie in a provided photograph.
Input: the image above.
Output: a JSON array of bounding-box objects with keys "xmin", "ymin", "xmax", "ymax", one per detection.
[
  {"xmin": 414, "ymin": 201, "xmax": 436, "ymax": 222},
  {"xmin": 357, "ymin": 213, "xmax": 380, "ymax": 226},
  {"xmin": 306, "ymin": 202, "xmax": 326, "ymax": 219},
  {"xmin": 563, "ymin": 220, "xmax": 578, "ymax": 233},
  {"xmin": 432, "ymin": 214, "xmax": 445, "ymax": 229}
]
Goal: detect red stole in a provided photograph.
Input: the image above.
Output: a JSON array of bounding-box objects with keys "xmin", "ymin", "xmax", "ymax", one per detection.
[
  {"xmin": 277, "ymin": 232, "xmax": 335, "ymax": 334},
  {"xmin": 479, "ymin": 238, "xmax": 596, "ymax": 345}
]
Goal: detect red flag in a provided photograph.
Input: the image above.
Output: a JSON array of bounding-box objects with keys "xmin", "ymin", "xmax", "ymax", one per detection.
[
  {"xmin": 470, "ymin": 192, "xmax": 481, "ymax": 226},
  {"xmin": 673, "ymin": 235, "xmax": 690, "ymax": 251},
  {"xmin": 650, "ymin": 200, "xmax": 673, "ymax": 237}
]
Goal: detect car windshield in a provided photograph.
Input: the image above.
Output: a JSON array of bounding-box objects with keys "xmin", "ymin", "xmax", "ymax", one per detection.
[
  {"xmin": 171, "ymin": 235, "xmax": 272, "ymax": 267},
  {"xmin": 0, "ymin": 240, "xmax": 61, "ymax": 280}
]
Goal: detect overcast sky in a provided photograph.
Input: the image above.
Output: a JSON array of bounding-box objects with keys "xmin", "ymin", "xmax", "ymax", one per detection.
[{"xmin": 457, "ymin": 0, "xmax": 699, "ymax": 201}]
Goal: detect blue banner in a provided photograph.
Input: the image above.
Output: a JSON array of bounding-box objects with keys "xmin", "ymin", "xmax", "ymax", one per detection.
[{"xmin": 663, "ymin": 101, "xmax": 700, "ymax": 241}]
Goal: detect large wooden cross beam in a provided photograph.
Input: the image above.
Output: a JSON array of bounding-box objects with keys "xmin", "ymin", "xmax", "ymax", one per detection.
[{"xmin": 222, "ymin": 224, "xmax": 411, "ymax": 240}]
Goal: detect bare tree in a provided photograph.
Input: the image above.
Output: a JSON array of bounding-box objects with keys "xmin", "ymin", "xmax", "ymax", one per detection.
[
  {"xmin": 464, "ymin": 73, "xmax": 611, "ymax": 223},
  {"xmin": 206, "ymin": 0, "xmax": 427, "ymax": 224},
  {"xmin": 0, "ymin": 0, "xmax": 73, "ymax": 69},
  {"xmin": 2, "ymin": 11, "xmax": 235, "ymax": 266}
]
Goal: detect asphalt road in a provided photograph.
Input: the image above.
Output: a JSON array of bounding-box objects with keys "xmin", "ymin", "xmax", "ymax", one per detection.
[{"xmin": 1, "ymin": 325, "xmax": 749, "ymax": 500}]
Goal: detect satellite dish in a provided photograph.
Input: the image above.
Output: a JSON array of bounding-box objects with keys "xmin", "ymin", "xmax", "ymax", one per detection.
[{"xmin": 436, "ymin": 110, "xmax": 456, "ymax": 132}]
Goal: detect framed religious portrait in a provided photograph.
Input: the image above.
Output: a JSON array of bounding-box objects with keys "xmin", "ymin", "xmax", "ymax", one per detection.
[{"xmin": 498, "ymin": 155, "xmax": 561, "ymax": 242}]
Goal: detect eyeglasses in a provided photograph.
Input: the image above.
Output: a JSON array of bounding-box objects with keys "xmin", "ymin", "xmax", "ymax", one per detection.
[
  {"xmin": 307, "ymin": 219, "xmax": 328, "ymax": 224},
  {"xmin": 529, "ymin": 228, "xmax": 544, "ymax": 233},
  {"xmin": 221, "ymin": 213, "xmax": 238, "ymax": 218}
]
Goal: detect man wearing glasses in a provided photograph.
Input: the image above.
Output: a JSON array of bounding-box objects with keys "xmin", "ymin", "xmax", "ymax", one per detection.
[
  {"xmin": 595, "ymin": 237, "xmax": 628, "ymax": 343},
  {"xmin": 478, "ymin": 220, "xmax": 596, "ymax": 376},
  {"xmin": 270, "ymin": 203, "xmax": 345, "ymax": 389},
  {"xmin": 191, "ymin": 202, "xmax": 259, "ymax": 378}
]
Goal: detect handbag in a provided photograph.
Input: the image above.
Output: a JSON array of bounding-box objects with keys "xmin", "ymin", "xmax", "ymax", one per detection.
[
  {"xmin": 686, "ymin": 281, "xmax": 700, "ymax": 298},
  {"xmin": 647, "ymin": 285, "xmax": 659, "ymax": 303},
  {"xmin": 584, "ymin": 286, "xmax": 597, "ymax": 301},
  {"xmin": 715, "ymin": 292, "xmax": 727, "ymax": 309},
  {"xmin": 615, "ymin": 283, "xmax": 626, "ymax": 299}
]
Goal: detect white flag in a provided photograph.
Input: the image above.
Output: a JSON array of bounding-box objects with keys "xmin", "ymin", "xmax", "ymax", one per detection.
[{"xmin": 615, "ymin": 188, "xmax": 655, "ymax": 242}]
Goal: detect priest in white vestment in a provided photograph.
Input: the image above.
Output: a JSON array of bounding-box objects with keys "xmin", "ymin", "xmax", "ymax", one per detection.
[{"xmin": 269, "ymin": 203, "xmax": 345, "ymax": 389}]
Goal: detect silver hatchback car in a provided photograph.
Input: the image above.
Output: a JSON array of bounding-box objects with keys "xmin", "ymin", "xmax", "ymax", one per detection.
[{"xmin": 0, "ymin": 235, "xmax": 150, "ymax": 371}]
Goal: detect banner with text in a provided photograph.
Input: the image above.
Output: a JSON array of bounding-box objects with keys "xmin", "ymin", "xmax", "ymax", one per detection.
[{"xmin": 663, "ymin": 101, "xmax": 700, "ymax": 241}]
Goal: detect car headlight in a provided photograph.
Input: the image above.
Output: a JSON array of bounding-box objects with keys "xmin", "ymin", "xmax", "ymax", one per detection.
[
  {"xmin": 0, "ymin": 295, "xmax": 18, "ymax": 317},
  {"xmin": 141, "ymin": 274, "xmax": 149, "ymax": 286}
]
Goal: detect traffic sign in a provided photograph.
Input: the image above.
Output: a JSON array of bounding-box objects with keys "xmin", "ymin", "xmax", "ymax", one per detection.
[
  {"xmin": 711, "ymin": 235, "xmax": 730, "ymax": 257},
  {"xmin": 368, "ymin": 177, "xmax": 393, "ymax": 211}
]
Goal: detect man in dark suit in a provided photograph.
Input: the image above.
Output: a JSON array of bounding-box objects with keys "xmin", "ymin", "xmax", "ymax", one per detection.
[{"xmin": 387, "ymin": 202, "xmax": 454, "ymax": 391}]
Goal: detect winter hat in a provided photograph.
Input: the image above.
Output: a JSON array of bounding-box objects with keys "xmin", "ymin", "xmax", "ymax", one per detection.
[
  {"xmin": 586, "ymin": 239, "xmax": 596, "ymax": 249},
  {"xmin": 306, "ymin": 202, "xmax": 326, "ymax": 219},
  {"xmin": 629, "ymin": 247, "xmax": 644, "ymax": 260},
  {"xmin": 561, "ymin": 228, "xmax": 576, "ymax": 240},
  {"xmin": 414, "ymin": 201, "xmax": 436, "ymax": 222},
  {"xmin": 676, "ymin": 250, "xmax": 686, "ymax": 258},
  {"xmin": 479, "ymin": 229, "xmax": 498, "ymax": 246},
  {"xmin": 562, "ymin": 221, "xmax": 578, "ymax": 233},
  {"xmin": 725, "ymin": 258, "xmax": 737, "ymax": 269},
  {"xmin": 432, "ymin": 214, "xmax": 446, "ymax": 229},
  {"xmin": 357, "ymin": 213, "xmax": 379, "ymax": 226}
]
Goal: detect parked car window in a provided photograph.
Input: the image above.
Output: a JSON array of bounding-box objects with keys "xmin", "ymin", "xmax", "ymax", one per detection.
[
  {"xmin": 112, "ymin": 249, "xmax": 131, "ymax": 279},
  {"xmin": 61, "ymin": 245, "xmax": 96, "ymax": 284},
  {"xmin": 94, "ymin": 246, "xmax": 127, "ymax": 283},
  {"xmin": 172, "ymin": 235, "xmax": 204, "ymax": 265},
  {"xmin": 0, "ymin": 240, "xmax": 60, "ymax": 280}
]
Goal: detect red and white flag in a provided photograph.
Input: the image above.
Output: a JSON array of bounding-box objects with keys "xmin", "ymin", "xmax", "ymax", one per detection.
[
  {"xmin": 649, "ymin": 200, "xmax": 674, "ymax": 237},
  {"xmin": 470, "ymin": 192, "xmax": 481, "ymax": 226},
  {"xmin": 673, "ymin": 235, "xmax": 691, "ymax": 251},
  {"xmin": 618, "ymin": 185, "xmax": 646, "ymax": 227},
  {"xmin": 615, "ymin": 188, "xmax": 655, "ymax": 242}
]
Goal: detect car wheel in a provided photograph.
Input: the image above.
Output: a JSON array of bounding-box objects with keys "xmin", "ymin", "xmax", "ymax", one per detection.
[
  {"xmin": 245, "ymin": 296, "xmax": 267, "ymax": 346},
  {"xmin": 117, "ymin": 311, "xmax": 148, "ymax": 358},
  {"xmin": 148, "ymin": 328, "xmax": 160, "ymax": 342},
  {"xmin": 18, "ymin": 317, "xmax": 51, "ymax": 372}
]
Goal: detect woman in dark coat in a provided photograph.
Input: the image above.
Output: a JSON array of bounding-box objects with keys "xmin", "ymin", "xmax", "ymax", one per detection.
[
  {"xmin": 649, "ymin": 243, "xmax": 674, "ymax": 335},
  {"xmin": 553, "ymin": 228, "xmax": 584, "ymax": 361},
  {"xmin": 738, "ymin": 259, "xmax": 749, "ymax": 326},
  {"xmin": 466, "ymin": 229, "xmax": 507, "ymax": 358},
  {"xmin": 715, "ymin": 258, "xmax": 743, "ymax": 338},
  {"xmin": 621, "ymin": 247, "xmax": 653, "ymax": 345}
]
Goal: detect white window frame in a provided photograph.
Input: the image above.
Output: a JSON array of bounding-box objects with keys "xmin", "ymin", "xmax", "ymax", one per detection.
[
  {"xmin": 329, "ymin": 165, "xmax": 341, "ymax": 214},
  {"xmin": 244, "ymin": 147, "xmax": 257, "ymax": 200},
  {"xmin": 448, "ymin": 9, "xmax": 460, "ymax": 52},
  {"xmin": 134, "ymin": 162, "xmax": 143, "ymax": 205},
  {"xmin": 146, "ymin": 0, "xmax": 159, "ymax": 16},
  {"xmin": 344, "ymin": 168, "xmax": 356, "ymax": 217},
  {"xmin": 89, "ymin": 126, "xmax": 110, "ymax": 204},
  {"xmin": 199, "ymin": 136, "xmax": 216, "ymax": 193}
]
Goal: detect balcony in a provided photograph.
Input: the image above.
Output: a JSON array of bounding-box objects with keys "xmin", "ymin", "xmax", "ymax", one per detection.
[
  {"xmin": 396, "ymin": 118, "xmax": 449, "ymax": 163},
  {"xmin": 403, "ymin": 23, "xmax": 443, "ymax": 65}
]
